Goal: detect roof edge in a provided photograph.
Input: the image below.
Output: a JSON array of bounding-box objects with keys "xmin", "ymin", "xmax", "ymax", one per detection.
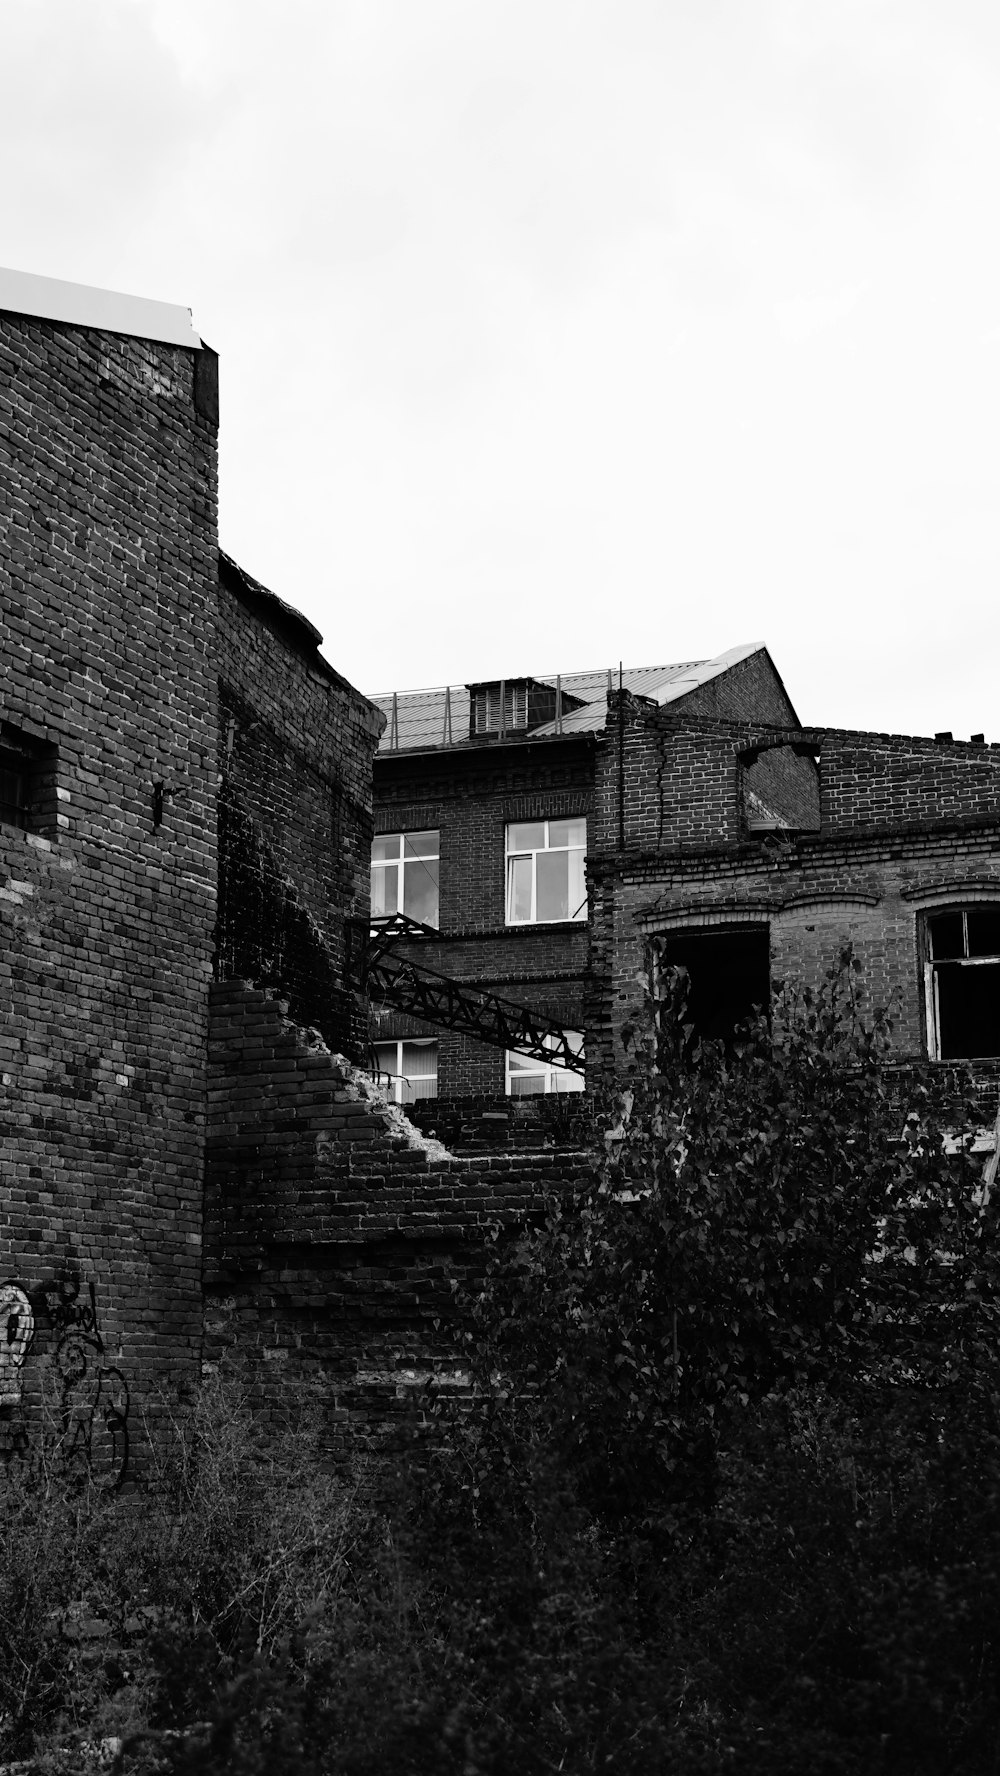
[
  {"xmin": 0, "ymin": 265, "xmax": 202, "ymax": 350},
  {"xmin": 654, "ymin": 642, "xmax": 767, "ymax": 706}
]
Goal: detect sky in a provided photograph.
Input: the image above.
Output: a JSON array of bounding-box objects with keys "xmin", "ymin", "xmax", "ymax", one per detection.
[{"xmin": 3, "ymin": 0, "xmax": 999, "ymax": 736}]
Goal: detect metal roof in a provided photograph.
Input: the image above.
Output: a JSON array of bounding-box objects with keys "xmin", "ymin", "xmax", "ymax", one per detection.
[
  {"xmin": 370, "ymin": 644, "xmax": 765, "ymax": 754},
  {"xmin": 0, "ymin": 265, "xmax": 202, "ymax": 349}
]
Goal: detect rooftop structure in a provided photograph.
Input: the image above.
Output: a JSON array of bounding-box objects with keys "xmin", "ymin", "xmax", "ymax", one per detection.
[{"xmin": 370, "ymin": 643, "xmax": 767, "ymax": 754}]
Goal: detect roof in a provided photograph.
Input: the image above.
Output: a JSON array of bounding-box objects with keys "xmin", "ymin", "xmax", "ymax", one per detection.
[
  {"xmin": 370, "ymin": 643, "xmax": 765, "ymax": 755},
  {"xmin": 0, "ymin": 265, "xmax": 202, "ymax": 349}
]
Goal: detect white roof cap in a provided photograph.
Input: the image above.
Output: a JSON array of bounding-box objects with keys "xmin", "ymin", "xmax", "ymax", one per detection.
[{"xmin": 0, "ymin": 265, "xmax": 201, "ymax": 349}]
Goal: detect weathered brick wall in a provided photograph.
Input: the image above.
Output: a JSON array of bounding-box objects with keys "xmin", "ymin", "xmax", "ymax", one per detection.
[
  {"xmin": 597, "ymin": 700, "xmax": 1000, "ymax": 860},
  {"xmin": 818, "ymin": 730, "xmax": 1000, "ymax": 834},
  {"xmin": 215, "ymin": 557, "xmax": 383, "ymax": 1059},
  {"xmin": 588, "ymin": 692, "xmax": 1000, "ymax": 1078},
  {"xmin": 204, "ymin": 981, "xmax": 595, "ymax": 1446},
  {"xmin": 0, "ymin": 310, "xmax": 218, "ymax": 1477}
]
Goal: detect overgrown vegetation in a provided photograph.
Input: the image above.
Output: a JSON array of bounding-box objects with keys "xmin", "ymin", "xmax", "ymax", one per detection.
[{"xmin": 5, "ymin": 954, "xmax": 1000, "ymax": 1772}]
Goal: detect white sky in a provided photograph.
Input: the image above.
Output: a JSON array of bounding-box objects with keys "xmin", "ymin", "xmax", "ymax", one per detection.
[{"xmin": 4, "ymin": 0, "xmax": 999, "ymax": 736}]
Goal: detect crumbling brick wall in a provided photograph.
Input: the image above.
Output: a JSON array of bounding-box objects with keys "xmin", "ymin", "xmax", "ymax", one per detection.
[
  {"xmin": 588, "ymin": 696, "xmax": 1000, "ymax": 1081},
  {"xmin": 203, "ymin": 981, "xmax": 595, "ymax": 1447},
  {"xmin": 0, "ymin": 309, "xmax": 218, "ymax": 1475}
]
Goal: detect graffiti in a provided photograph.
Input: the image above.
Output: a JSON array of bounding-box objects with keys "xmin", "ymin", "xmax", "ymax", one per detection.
[
  {"xmin": 0, "ymin": 1284, "xmax": 34, "ymax": 1406},
  {"xmin": 0, "ymin": 1273, "xmax": 129, "ymax": 1490},
  {"xmin": 44, "ymin": 1276, "xmax": 130, "ymax": 1490}
]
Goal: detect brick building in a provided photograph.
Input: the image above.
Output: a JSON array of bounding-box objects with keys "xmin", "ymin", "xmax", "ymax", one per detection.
[
  {"xmin": 0, "ymin": 267, "xmax": 388, "ymax": 1473},
  {"xmin": 4, "ymin": 261, "xmax": 996, "ymax": 1468},
  {"xmin": 588, "ymin": 694, "xmax": 1000, "ymax": 1084},
  {"xmin": 0, "ymin": 267, "xmax": 591, "ymax": 1462},
  {"xmin": 367, "ymin": 645, "xmax": 814, "ymax": 1110}
]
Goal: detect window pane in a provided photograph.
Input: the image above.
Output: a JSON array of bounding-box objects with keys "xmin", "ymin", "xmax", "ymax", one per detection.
[
  {"xmin": 936, "ymin": 962, "xmax": 1000, "ymax": 1059},
  {"xmin": 548, "ymin": 817, "xmax": 586, "ymax": 850},
  {"xmin": 371, "ymin": 863, "xmax": 397, "ymax": 918},
  {"xmin": 402, "ymin": 830, "xmax": 438, "ymax": 860},
  {"xmin": 0, "ymin": 766, "xmax": 25, "ymax": 828},
  {"xmin": 372, "ymin": 1043, "xmax": 397, "ymax": 1092},
  {"xmin": 552, "ymin": 1067, "xmax": 586, "ymax": 1093},
  {"xmin": 372, "ymin": 834, "xmax": 400, "ymax": 863},
  {"xmin": 508, "ymin": 822, "xmax": 545, "ymax": 851},
  {"xmin": 536, "ymin": 848, "xmax": 569, "ymax": 921},
  {"xmin": 929, "ymin": 912, "xmax": 964, "ymax": 959},
  {"xmin": 401, "ymin": 1042, "xmax": 437, "ymax": 1101},
  {"xmin": 403, "ymin": 857, "xmax": 439, "ymax": 926},
  {"xmin": 566, "ymin": 846, "xmax": 587, "ymax": 920},
  {"xmin": 508, "ymin": 856, "xmax": 533, "ymax": 921},
  {"xmin": 507, "ymin": 1051, "xmax": 536, "ymax": 1072},
  {"xmin": 509, "ymin": 1070, "xmax": 545, "ymax": 1096},
  {"xmin": 966, "ymin": 909, "xmax": 1000, "ymax": 958}
]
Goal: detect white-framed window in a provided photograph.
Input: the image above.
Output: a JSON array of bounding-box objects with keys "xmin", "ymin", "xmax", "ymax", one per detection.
[
  {"xmin": 505, "ymin": 818, "xmax": 586, "ymax": 925},
  {"xmin": 372, "ymin": 1039, "xmax": 438, "ymax": 1104},
  {"xmin": 371, "ymin": 830, "xmax": 439, "ymax": 927},
  {"xmin": 506, "ymin": 1031, "xmax": 585, "ymax": 1096},
  {"xmin": 925, "ymin": 907, "xmax": 1000, "ymax": 1060}
]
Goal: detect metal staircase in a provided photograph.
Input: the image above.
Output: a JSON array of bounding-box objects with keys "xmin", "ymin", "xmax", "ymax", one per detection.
[{"xmin": 348, "ymin": 913, "xmax": 586, "ymax": 1076}]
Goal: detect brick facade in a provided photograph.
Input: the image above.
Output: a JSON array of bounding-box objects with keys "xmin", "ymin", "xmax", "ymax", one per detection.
[
  {"xmin": 590, "ymin": 693, "xmax": 1000, "ymax": 1080},
  {"xmin": 0, "ymin": 305, "xmax": 218, "ymax": 1479},
  {"xmin": 373, "ymin": 738, "xmax": 595, "ymax": 1095}
]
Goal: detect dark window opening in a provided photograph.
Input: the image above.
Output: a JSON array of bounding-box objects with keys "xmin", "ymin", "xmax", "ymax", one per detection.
[
  {"xmin": 0, "ymin": 725, "xmax": 57, "ymax": 835},
  {"xmin": 927, "ymin": 908, "xmax": 1000, "ymax": 1060},
  {"xmin": 657, "ymin": 927, "xmax": 770, "ymax": 1045}
]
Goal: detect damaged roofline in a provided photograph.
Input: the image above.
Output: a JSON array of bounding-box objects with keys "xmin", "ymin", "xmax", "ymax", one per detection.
[{"xmin": 219, "ymin": 552, "xmax": 385, "ymax": 728}]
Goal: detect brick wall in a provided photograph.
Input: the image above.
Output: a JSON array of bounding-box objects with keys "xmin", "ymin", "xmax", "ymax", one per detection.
[
  {"xmin": 0, "ymin": 309, "xmax": 218, "ymax": 1476},
  {"xmin": 204, "ymin": 981, "xmax": 595, "ymax": 1447},
  {"xmin": 215, "ymin": 558, "xmax": 383, "ymax": 1059},
  {"xmin": 588, "ymin": 702, "xmax": 1000, "ymax": 1078},
  {"xmin": 597, "ymin": 700, "xmax": 1000, "ymax": 860}
]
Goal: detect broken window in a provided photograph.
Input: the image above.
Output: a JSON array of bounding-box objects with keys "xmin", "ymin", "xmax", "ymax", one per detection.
[
  {"xmin": 656, "ymin": 927, "xmax": 770, "ymax": 1045},
  {"xmin": 506, "ymin": 819, "xmax": 587, "ymax": 925},
  {"xmin": 925, "ymin": 908, "xmax": 1000, "ymax": 1060},
  {"xmin": 372, "ymin": 1038, "xmax": 438, "ymax": 1103},
  {"xmin": 506, "ymin": 1031, "xmax": 585, "ymax": 1096},
  {"xmin": 0, "ymin": 724, "xmax": 57, "ymax": 835},
  {"xmin": 371, "ymin": 830, "xmax": 439, "ymax": 927}
]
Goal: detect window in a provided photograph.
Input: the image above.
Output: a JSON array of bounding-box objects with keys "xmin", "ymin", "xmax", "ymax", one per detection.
[
  {"xmin": 372, "ymin": 1039, "xmax": 438, "ymax": 1104},
  {"xmin": 0, "ymin": 725, "xmax": 57, "ymax": 835},
  {"xmin": 925, "ymin": 908, "xmax": 1000, "ymax": 1060},
  {"xmin": 371, "ymin": 830, "xmax": 439, "ymax": 927},
  {"xmin": 655, "ymin": 928, "xmax": 770, "ymax": 1045},
  {"xmin": 506, "ymin": 1031, "xmax": 585, "ymax": 1096},
  {"xmin": 506, "ymin": 819, "xmax": 586, "ymax": 925}
]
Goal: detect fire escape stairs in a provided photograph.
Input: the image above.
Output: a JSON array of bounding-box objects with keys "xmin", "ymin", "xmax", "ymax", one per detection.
[{"xmin": 347, "ymin": 914, "xmax": 585, "ymax": 1076}]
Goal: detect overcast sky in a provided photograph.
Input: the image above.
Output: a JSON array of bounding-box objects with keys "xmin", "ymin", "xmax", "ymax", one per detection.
[{"xmin": 4, "ymin": 0, "xmax": 998, "ymax": 735}]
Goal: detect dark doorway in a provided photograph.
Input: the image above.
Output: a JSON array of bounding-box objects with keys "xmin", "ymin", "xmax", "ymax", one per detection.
[{"xmin": 657, "ymin": 928, "xmax": 770, "ymax": 1044}]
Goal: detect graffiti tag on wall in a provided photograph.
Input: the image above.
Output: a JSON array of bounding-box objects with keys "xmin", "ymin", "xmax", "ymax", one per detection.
[{"xmin": 0, "ymin": 1273, "xmax": 130, "ymax": 1490}]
